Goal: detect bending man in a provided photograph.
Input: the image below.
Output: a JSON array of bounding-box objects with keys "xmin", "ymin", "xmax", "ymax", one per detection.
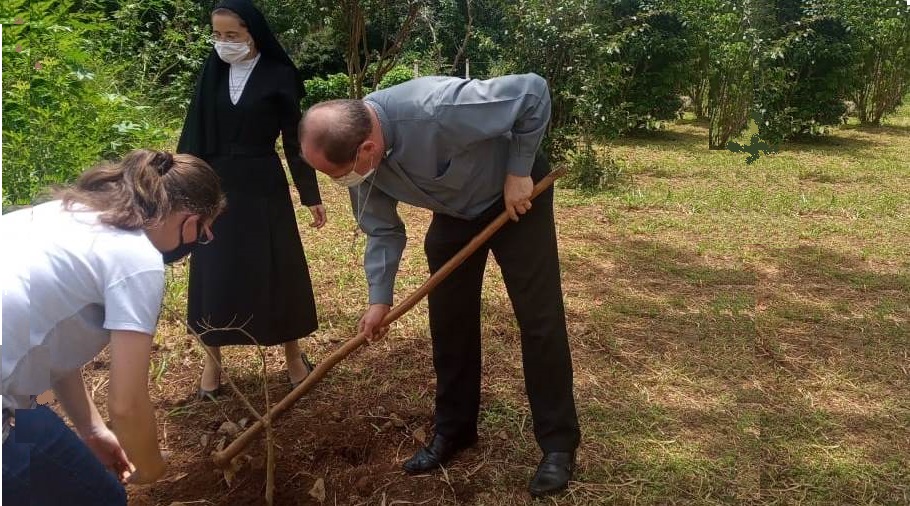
[{"xmin": 300, "ymin": 73, "xmax": 580, "ymax": 497}]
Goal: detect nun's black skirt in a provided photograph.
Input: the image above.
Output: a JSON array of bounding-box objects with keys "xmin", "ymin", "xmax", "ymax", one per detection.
[{"xmin": 187, "ymin": 152, "xmax": 318, "ymax": 346}]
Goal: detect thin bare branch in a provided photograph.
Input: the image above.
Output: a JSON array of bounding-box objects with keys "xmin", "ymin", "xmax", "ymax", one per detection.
[
  {"xmin": 378, "ymin": 4, "xmax": 420, "ymax": 86},
  {"xmin": 420, "ymin": 5, "xmax": 442, "ymax": 72},
  {"xmin": 451, "ymin": 0, "xmax": 473, "ymax": 74},
  {"xmin": 160, "ymin": 304, "xmax": 277, "ymax": 504},
  {"xmin": 160, "ymin": 305, "xmax": 266, "ymax": 426},
  {"xmin": 254, "ymin": 344, "xmax": 275, "ymax": 505}
]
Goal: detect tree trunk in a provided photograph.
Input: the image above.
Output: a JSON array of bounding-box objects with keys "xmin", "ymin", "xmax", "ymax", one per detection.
[
  {"xmin": 708, "ymin": 73, "xmax": 750, "ymax": 150},
  {"xmin": 341, "ymin": 0, "xmax": 419, "ymax": 98},
  {"xmin": 689, "ymin": 77, "xmax": 710, "ymax": 120}
]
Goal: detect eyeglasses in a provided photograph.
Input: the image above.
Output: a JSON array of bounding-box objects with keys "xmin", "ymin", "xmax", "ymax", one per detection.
[
  {"xmin": 197, "ymin": 223, "xmax": 214, "ymax": 245},
  {"xmin": 209, "ymin": 33, "xmax": 248, "ymax": 43},
  {"xmin": 179, "ymin": 215, "xmax": 214, "ymax": 245}
]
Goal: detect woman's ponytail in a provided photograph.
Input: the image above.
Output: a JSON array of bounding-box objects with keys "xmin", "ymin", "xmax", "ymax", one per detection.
[{"xmin": 60, "ymin": 149, "xmax": 223, "ymax": 230}]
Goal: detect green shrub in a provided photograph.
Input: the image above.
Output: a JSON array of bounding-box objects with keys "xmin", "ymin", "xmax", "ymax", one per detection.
[
  {"xmin": 506, "ymin": 0, "xmax": 692, "ymax": 152},
  {"xmin": 757, "ymin": 5, "xmax": 854, "ymax": 144},
  {"xmin": 378, "ymin": 65, "xmax": 415, "ymax": 89},
  {"xmin": 592, "ymin": 6, "xmax": 693, "ymax": 135},
  {"xmin": 302, "ymin": 73, "xmax": 351, "ymax": 108},
  {"xmin": 564, "ymin": 140, "xmax": 627, "ymax": 193},
  {"xmin": 254, "ymin": 1, "xmax": 347, "ymax": 77},
  {"xmin": 1, "ymin": 0, "xmax": 171, "ymax": 206},
  {"xmin": 100, "ymin": 0, "xmax": 211, "ymax": 116},
  {"xmin": 543, "ymin": 125, "xmax": 578, "ymax": 166},
  {"xmin": 674, "ymin": 0, "xmax": 753, "ymax": 149},
  {"xmin": 831, "ymin": 0, "xmax": 910, "ymax": 125}
]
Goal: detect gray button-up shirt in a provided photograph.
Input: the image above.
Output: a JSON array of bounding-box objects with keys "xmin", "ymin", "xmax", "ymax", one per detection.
[{"xmin": 353, "ymin": 73, "xmax": 551, "ymax": 304}]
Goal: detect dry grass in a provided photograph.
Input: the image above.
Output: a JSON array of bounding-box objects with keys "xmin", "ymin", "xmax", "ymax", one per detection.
[{"xmin": 83, "ymin": 105, "xmax": 910, "ymax": 505}]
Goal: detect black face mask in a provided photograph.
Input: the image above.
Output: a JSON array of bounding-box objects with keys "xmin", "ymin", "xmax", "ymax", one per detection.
[{"xmin": 162, "ymin": 217, "xmax": 206, "ymax": 264}]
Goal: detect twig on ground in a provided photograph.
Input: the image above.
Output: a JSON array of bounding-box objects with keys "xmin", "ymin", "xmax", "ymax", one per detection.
[{"xmin": 252, "ymin": 342, "xmax": 275, "ymax": 505}]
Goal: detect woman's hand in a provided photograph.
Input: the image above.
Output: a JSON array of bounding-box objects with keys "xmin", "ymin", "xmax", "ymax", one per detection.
[
  {"xmin": 82, "ymin": 425, "xmax": 133, "ymax": 483},
  {"xmin": 121, "ymin": 451, "xmax": 171, "ymax": 485},
  {"xmin": 308, "ymin": 204, "xmax": 327, "ymax": 229},
  {"xmin": 125, "ymin": 453, "xmax": 167, "ymax": 485}
]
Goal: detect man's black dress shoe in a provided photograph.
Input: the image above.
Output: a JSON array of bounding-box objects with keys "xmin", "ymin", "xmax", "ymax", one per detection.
[
  {"xmin": 528, "ymin": 451, "xmax": 575, "ymax": 497},
  {"xmin": 402, "ymin": 433, "xmax": 477, "ymax": 474}
]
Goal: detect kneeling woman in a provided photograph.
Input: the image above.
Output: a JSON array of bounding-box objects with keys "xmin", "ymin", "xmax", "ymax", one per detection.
[{"xmin": 1, "ymin": 149, "xmax": 225, "ymax": 504}]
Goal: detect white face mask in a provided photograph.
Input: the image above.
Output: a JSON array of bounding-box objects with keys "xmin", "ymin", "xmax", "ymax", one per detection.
[
  {"xmin": 332, "ymin": 151, "xmax": 376, "ymax": 187},
  {"xmin": 214, "ymin": 40, "xmax": 251, "ymax": 64},
  {"xmin": 332, "ymin": 167, "xmax": 375, "ymax": 187}
]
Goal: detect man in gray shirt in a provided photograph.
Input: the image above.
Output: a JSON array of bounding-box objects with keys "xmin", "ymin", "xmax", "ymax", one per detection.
[{"xmin": 300, "ymin": 73, "xmax": 580, "ymax": 496}]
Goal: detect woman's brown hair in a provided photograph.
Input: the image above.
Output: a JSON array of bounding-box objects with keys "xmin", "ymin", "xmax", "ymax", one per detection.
[{"xmin": 59, "ymin": 149, "xmax": 226, "ymax": 230}]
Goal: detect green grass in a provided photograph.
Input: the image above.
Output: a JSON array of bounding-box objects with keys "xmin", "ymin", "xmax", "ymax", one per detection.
[
  {"xmin": 137, "ymin": 103, "xmax": 910, "ymax": 505},
  {"xmin": 551, "ymin": 104, "xmax": 909, "ymax": 505}
]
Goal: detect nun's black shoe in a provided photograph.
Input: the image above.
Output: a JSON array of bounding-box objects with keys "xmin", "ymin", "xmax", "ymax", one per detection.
[
  {"xmin": 288, "ymin": 353, "xmax": 315, "ymax": 389},
  {"xmin": 195, "ymin": 385, "xmax": 222, "ymax": 402}
]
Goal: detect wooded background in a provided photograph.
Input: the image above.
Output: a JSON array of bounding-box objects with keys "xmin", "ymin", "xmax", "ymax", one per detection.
[{"xmin": 2, "ymin": 0, "xmax": 909, "ymax": 201}]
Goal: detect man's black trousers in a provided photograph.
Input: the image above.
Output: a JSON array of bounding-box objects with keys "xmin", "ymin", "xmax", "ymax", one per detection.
[{"xmin": 423, "ymin": 154, "xmax": 581, "ymax": 453}]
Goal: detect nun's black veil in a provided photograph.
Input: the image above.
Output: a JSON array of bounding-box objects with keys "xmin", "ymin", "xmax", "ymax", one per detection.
[{"xmin": 177, "ymin": 0, "xmax": 302, "ymax": 157}]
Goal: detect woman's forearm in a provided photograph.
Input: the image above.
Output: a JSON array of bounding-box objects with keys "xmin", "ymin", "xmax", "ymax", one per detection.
[
  {"xmin": 52, "ymin": 368, "xmax": 105, "ymax": 436},
  {"xmin": 108, "ymin": 329, "xmax": 165, "ymax": 482},
  {"xmin": 109, "ymin": 392, "xmax": 164, "ymax": 481}
]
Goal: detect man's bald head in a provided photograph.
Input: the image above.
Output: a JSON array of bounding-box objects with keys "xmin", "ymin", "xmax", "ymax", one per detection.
[{"xmin": 299, "ymin": 99, "xmax": 372, "ymax": 166}]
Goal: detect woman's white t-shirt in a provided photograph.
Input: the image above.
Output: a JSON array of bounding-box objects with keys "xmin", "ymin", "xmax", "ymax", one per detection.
[{"xmin": 1, "ymin": 201, "xmax": 166, "ymax": 413}]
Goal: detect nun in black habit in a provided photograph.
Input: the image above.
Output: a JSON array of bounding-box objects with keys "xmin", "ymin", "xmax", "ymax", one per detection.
[{"xmin": 177, "ymin": 0, "xmax": 325, "ymax": 400}]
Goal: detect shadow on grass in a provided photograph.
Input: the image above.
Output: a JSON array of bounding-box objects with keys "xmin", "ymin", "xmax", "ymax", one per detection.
[
  {"xmin": 612, "ymin": 128, "xmax": 708, "ymax": 151},
  {"xmin": 553, "ymin": 235, "xmax": 908, "ymax": 503},
  {"xmin": 607, "ymin": 119, "xmax": 897, "ymax": 163},
  {"xmin": 781, "ymin": 131, "xmax": 887, "ymax": 154},
  {"xmin": 136, "ymin": 233, "xmax": 907, "ymax": 505},
  {"xmin": 574, "ymin": 385, "xmax": 907, "ymax": 504},
  {"xmin": 560, "ymin": 237, "xmax": 907, "ymax": 369},
  {"xmin": 766, "ymin": 244, "xmax": 910, "ymax": 293},
  {"xmin": 674, "ymin": 117, "xmax": 711, "ymax": 128},
  {"xmin": 842, "ymin": 123, "xmax": 910, "ymax": 136}
]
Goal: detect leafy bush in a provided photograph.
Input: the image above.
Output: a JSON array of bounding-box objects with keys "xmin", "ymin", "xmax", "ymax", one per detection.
[
  {"xmin": 506, "ymin": 0, "xmax": 693, "ymax": 154},
  {"xmin": 291, "ymin": 28, "xmax": 348, "ymax": 78},
  {"xmin": 824, "ymin": 0, "xmax": 910, "ymax": 125},
  {"xmin": 302, "ymin": 73, "xmax": 351, "ymax": 108},
  {"xmin": 255, "ymin": 0, "xmax": 347, "ymax": 77},
  {"xmin": 673, "ymin": 0, "xmax": 753, "ymax": 149},
  {"xmin": 504, "ymin": 0, "xmax": 598, "ymax": 131},
  {"xmin": 564, "ymin": 140, "xmax": 627, "ymax": 193},
  {"xmin": 1, "ymin": 0, "xmax": 171, "ymax": 206},
  {"xmin": 543, "ymin": 125, "xmax": 578, "ymax": 166},
  {"xmin": 99, "ymin": 0, "xmax": 211, "ymax": 116},
  {"xmin": 756, "ymin": 4, "xmax": 854, "ymax": 144},
  {"xmin": 592, "ymin": 6, "xmax": 693, "ymax": 135},
  {"xmin": 378, "ymin": 65, "xmax": 414, "ymax": 89},
  {"xmin": 708, "ymin": 7, "xmax": 752, "ymax": 149}
]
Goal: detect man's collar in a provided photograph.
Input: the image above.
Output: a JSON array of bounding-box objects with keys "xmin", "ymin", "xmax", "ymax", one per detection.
[{"xmin": 364, "ymin": 99, "xmax": 395, "ymax": 156}]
